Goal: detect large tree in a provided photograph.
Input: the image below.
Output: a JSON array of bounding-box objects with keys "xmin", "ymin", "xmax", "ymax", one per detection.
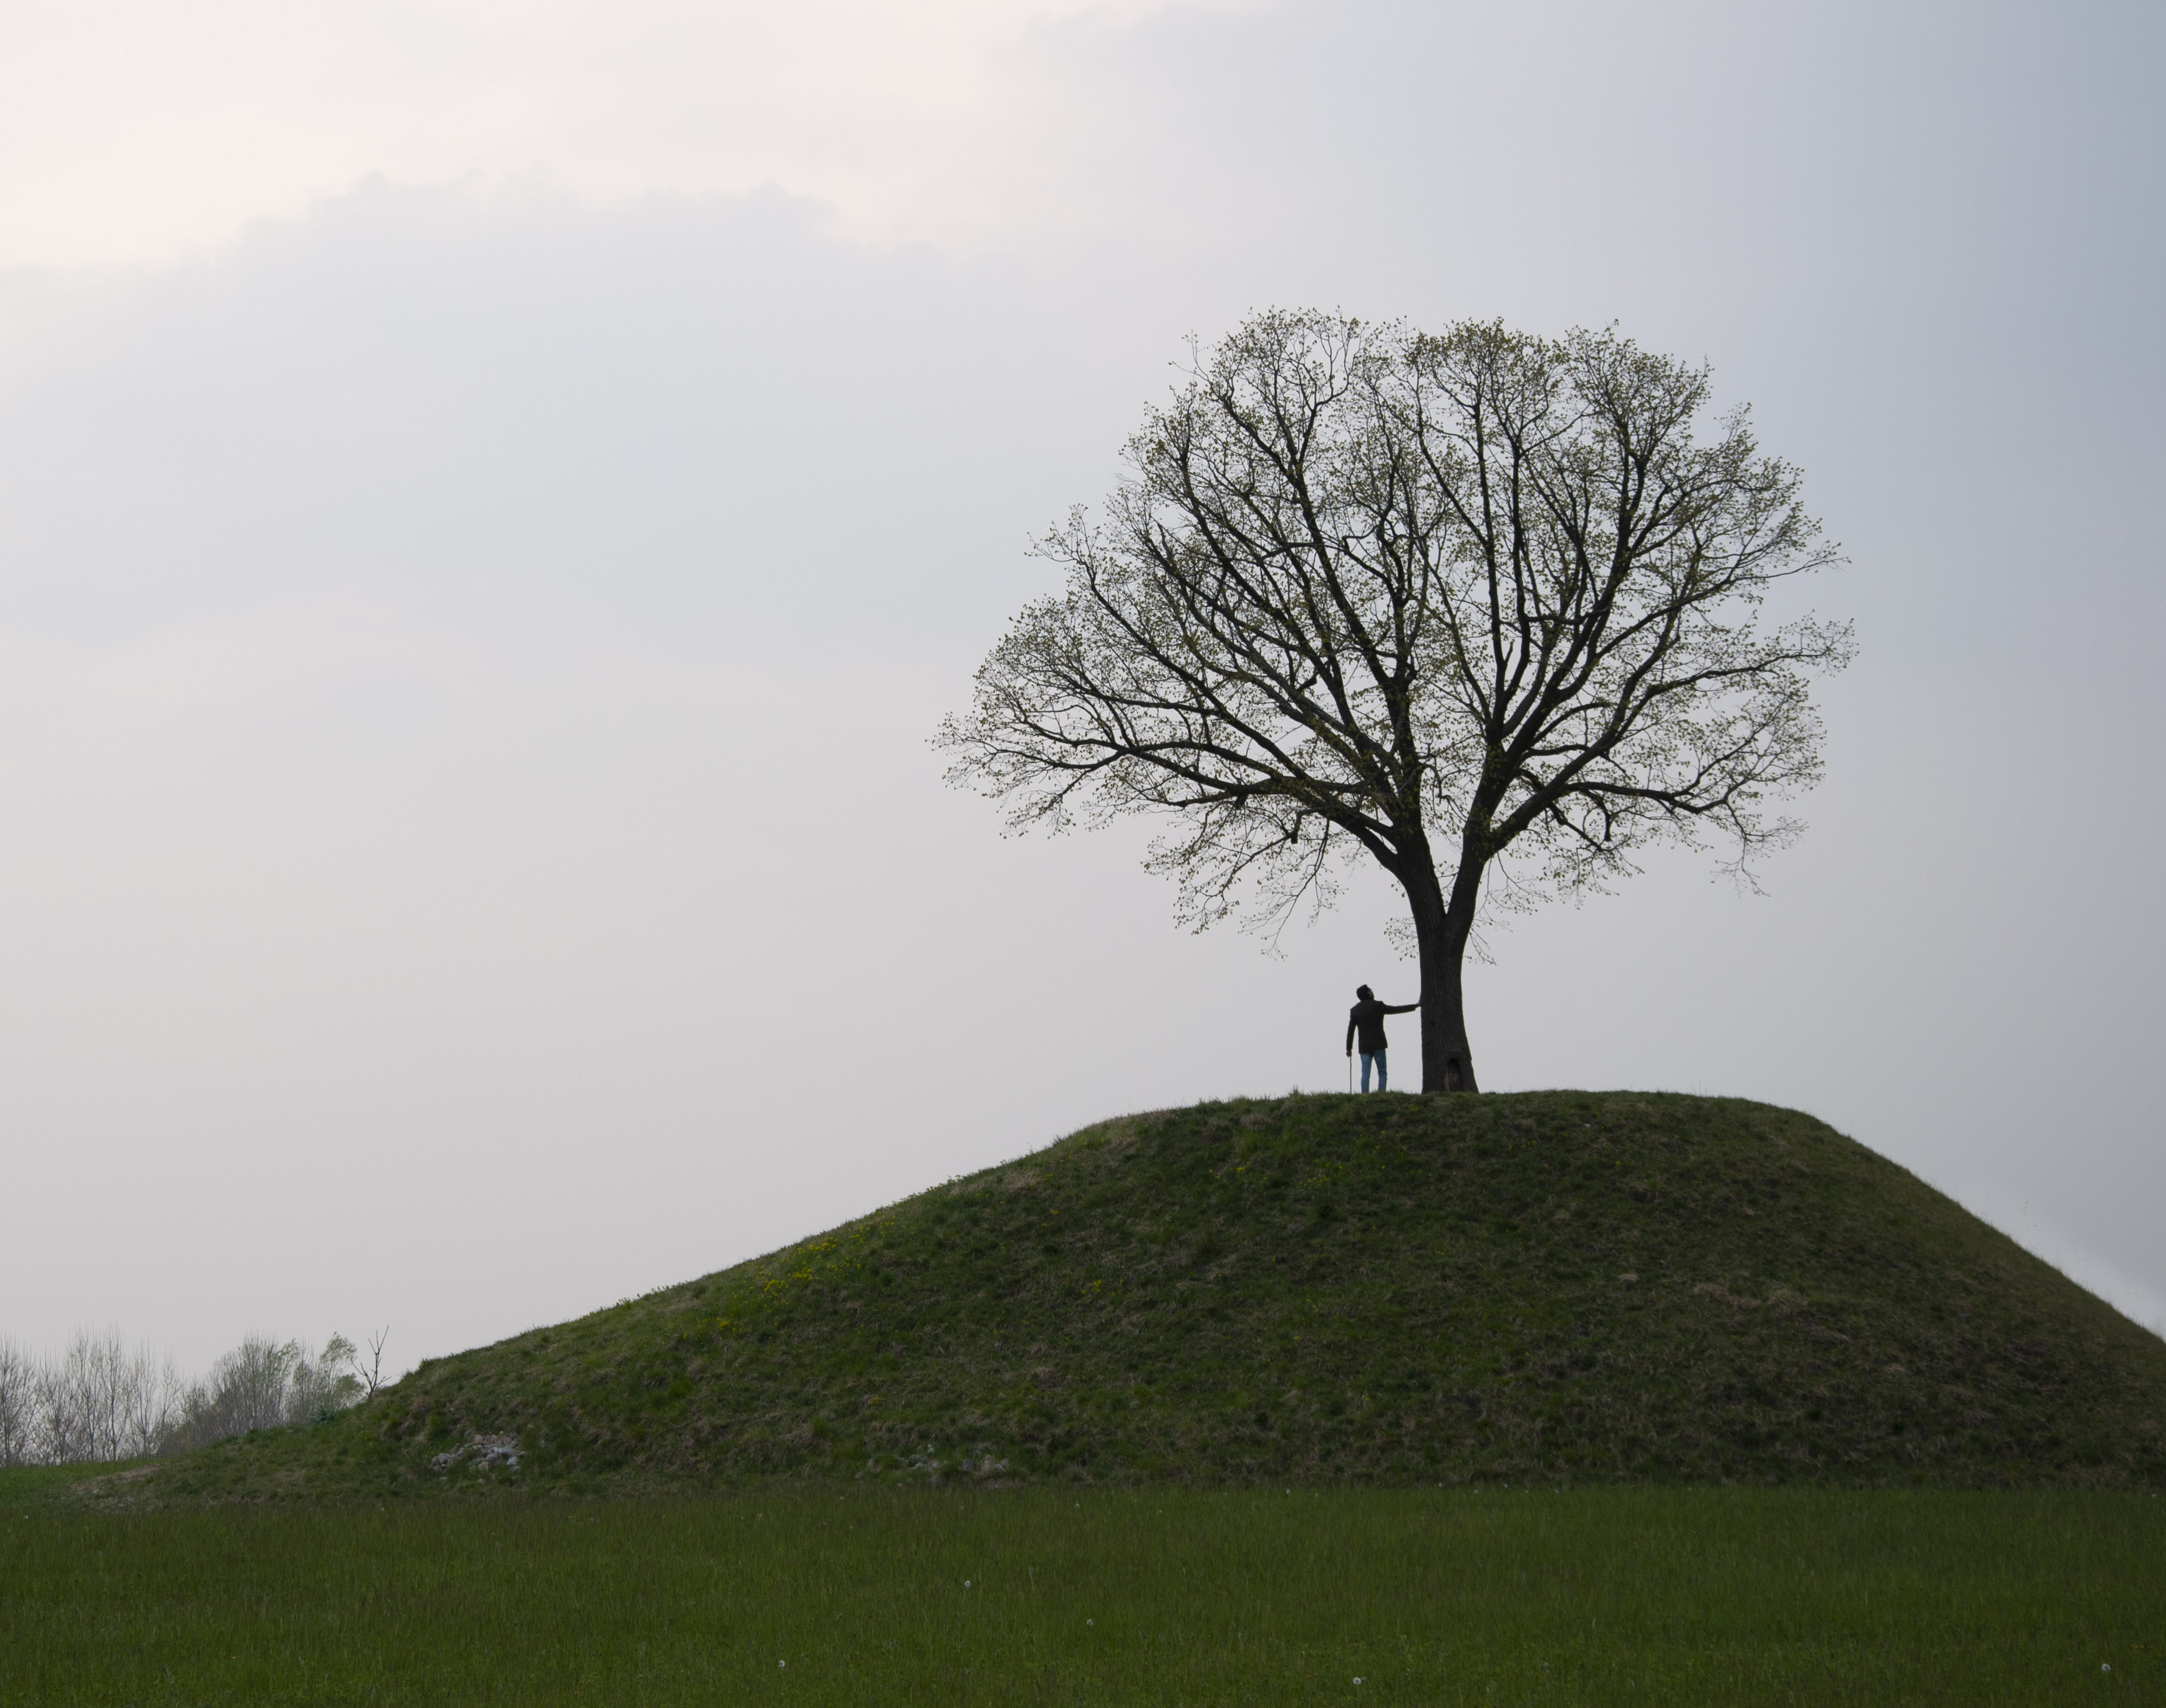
[{"xmin": 939, "ymin": 312, "xmax": 1851, "ymax": 1091}]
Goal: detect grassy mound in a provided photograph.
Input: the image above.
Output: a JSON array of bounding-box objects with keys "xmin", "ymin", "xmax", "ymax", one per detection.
[{"xmin": 124, "ymin": 1093, "xmax": 2165, "ymax": 1499}]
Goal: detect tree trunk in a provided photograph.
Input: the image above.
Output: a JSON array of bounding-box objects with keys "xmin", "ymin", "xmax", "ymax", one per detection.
[{"xmin": 1402, "ymin": 852, "xmax": 1480, "ymax": 1093}]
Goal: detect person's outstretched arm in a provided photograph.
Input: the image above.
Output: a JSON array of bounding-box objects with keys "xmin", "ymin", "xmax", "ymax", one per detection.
[{"xmin": 1384, "ymin": 1000, "xmax": 1420, "ymax": 1014}]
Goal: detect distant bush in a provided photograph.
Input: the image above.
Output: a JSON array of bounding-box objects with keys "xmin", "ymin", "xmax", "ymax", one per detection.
[{"xmin": 0, "ymin": 1330, "xmax": 365, "ymax": 1466}]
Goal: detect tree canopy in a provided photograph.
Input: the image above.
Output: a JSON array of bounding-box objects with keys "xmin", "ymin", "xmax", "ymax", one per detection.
[{"xmin": 940, "ymin": 311, "xmax": 1851, "ymax": 1091}]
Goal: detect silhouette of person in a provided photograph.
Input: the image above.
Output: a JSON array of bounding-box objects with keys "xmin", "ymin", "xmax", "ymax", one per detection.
[{"xmin": 1345, "ymin": 984, "xmax": 1418, "ymax": 1092}]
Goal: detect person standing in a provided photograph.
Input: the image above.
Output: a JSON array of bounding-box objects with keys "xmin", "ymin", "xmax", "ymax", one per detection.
[{"xmin": 1345, "ymin": 984, "xmax": 1418, "ymax": 1092}]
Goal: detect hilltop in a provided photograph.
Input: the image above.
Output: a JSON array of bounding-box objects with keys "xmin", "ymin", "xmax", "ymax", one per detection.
[{"xmin": 118, "ymin": 1093, "xmax": 2165, "ymax": 1500}]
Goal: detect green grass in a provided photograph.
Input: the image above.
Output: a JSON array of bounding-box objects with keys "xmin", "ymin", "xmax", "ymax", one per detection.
[
  {"xmin": 1, "ymin": 1484, "xmax": 2157, "ymax": 1704},
  {"xmin": 116, "ymin": 1092, "xmax": 2165, "ymax": 1502}
]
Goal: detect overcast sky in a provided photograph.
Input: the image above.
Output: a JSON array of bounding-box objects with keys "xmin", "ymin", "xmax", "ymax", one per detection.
[{"xmin": 3, "ymin": 0, "xmax": 2161, "ymax": 1379}]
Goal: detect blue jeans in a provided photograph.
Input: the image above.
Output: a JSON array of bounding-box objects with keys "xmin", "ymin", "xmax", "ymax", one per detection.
[{"xmin": 1360, "ymin": 1050, "xmax": 1387, "ymax": 1092}]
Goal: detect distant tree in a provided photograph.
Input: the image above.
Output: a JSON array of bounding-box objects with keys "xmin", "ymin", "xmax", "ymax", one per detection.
[
  {"xmin": 163, "ymin": 1334, "xmax": 363, "ymax": 1452},
  {"xmin": 6, "ymin": 1331, "xmax": 180, "ymax": 1464},
  {"xmin": 65, "ymin": 1330, "xmax": 174, "ymax": 1461},
  {"xmin": 0, "ymin": 1328, "xmax": 370, "ymax": 1464},
  {"xmin": 0, "ymin": 1338, "xmax": 34, "ymax": 1467},
  {"xmin": 346, "ymin": 1327, "xmax": 391, "ymax": 1399},
  {"xmin": 940, "ymin": 312, "xmax": 1851, "ymax": 1091},
  {"xmin": 289, "ymin": 1335, "xmax": 363, "ymax": 1423}
]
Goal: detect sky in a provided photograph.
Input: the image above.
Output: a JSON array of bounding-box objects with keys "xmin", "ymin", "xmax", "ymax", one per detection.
[{"xmin": 2, "ymin": 0, "xmax": 2162, "ymax": 1380}]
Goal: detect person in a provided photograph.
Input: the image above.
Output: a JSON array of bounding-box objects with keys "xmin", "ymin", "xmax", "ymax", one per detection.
[{"xmin": 1345, "ymin": 984, "xmax": 1418, "ymax": 1092}]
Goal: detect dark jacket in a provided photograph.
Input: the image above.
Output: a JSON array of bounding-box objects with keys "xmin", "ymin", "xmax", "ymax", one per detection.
[{"xmin": 1347, "ymin": 997, "xmax": 1417, "ymax": 1055}]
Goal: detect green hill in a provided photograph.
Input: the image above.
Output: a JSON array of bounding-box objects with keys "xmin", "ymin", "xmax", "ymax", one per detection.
[{"xmin": 122, "ymin": 1093, "xmax": 2165, "ymax": 1501}]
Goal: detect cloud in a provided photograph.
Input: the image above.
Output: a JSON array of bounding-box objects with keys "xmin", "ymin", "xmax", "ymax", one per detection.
[{"xmin": 0, "ymin": 0, "xmax": 1259, "ymax": 268}]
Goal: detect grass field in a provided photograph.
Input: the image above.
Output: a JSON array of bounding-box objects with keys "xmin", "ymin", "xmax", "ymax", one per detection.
[{"xmin": 3, "ymin": 1482, "xmax": 2158, "ymax": 1704}]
